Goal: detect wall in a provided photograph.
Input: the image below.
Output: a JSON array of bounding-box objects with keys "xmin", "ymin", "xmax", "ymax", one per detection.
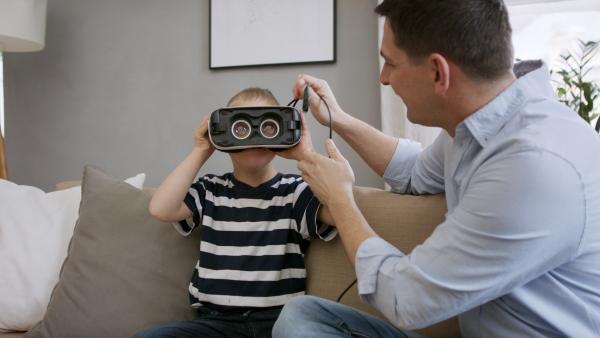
[{"xmin": 4, "ymin": 0, "xmax": 382, "ymax": 191}]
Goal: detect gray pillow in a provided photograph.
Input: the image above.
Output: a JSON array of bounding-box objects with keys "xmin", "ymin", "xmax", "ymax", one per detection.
[{"xmin": 26, "ymin": 164, "xmax": 199, "ymax": 338}]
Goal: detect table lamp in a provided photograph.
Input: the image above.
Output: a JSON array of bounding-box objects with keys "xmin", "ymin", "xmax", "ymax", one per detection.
[{"xmin": 0, "ymin": 0, "xmax": 47, "ymax": 180}]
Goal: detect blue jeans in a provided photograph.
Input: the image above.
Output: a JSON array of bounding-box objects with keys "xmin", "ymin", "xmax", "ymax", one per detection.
[
  {"xmin": 272, "ymin": 296, "xmax": 423, "ymax": 338},
  {"xmin": 133, "ymin": 306, "xmax": 282, "ymax": 338}
]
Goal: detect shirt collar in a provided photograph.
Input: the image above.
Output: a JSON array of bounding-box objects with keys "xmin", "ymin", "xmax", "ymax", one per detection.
[
  {"xmin": 229, "ymin": 172, "xmax": 282, "ymax": 190},
  {"xmin": 457, "ymin": 60, "xmax": 554, "ymax": 147}
]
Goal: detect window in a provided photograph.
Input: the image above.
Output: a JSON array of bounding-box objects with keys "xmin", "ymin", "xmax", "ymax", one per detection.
[{"xmin": 508, "ymin": 0, "xmax": 600, "ymax": 86}]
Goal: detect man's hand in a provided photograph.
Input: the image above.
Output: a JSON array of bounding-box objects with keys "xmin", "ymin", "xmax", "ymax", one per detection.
[
  {"xmin": 299, "ymin": 139, "xmax": 378, "ymax": 268},
  {"xmin": 293, "ymin": 74, "xmax": 344, "ymax": 129},
  {"xmin": 297, "ymin": 139, "xmax": 355, "ymax": 207},
  {"xmin": 293, "ymin": 74, "xmax": 400, "ymax": 178}
]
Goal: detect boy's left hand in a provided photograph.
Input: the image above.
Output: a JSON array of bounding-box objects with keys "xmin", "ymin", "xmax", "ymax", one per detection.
[{"xmin": 277, "ymin": 112, "xmax": 315, "ymax": 161}]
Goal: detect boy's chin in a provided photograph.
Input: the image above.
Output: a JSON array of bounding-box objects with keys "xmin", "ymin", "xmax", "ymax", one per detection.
[
  {"xmin": 231, "ymin": 147, "xmax": 277, "ymax": 169},
  {"xmin": 230, "ymin": 147, "xmax": 276, "ymax": 160}
]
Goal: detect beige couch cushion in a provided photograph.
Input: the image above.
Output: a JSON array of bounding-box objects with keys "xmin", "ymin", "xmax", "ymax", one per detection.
[{"xmin": 26, "ymin": 164, "xmax": 200, "ymax": 338}]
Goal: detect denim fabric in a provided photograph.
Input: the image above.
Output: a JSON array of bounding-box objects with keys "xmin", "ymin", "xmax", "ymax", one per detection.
[
  {"xmin": 133, "ymin": 306, "xmax": 281, "ymax": 338},
  {"xmin": 272, "ymin": 296, "xmax": 423, "ymax": 338}
]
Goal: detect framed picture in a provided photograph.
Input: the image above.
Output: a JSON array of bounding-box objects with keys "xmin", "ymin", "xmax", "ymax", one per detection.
[{"xmin": 209, "ymin": 0, "xmax": 336, "ymax": 69}]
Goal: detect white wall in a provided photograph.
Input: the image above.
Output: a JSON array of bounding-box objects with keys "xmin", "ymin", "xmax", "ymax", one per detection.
[{"xmin": 3, "ymin": 0, "xmax": 382, "ymax": 191}]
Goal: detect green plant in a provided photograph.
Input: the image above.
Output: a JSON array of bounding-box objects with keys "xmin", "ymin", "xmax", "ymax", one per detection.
[{"xmin": 553, "ymin": 39, "xmax": 600, "ymax": 133}]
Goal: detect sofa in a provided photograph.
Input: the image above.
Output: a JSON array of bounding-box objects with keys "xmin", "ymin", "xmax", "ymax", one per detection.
[{"xmin": 0, "ymin": 164, "xmax": 461, "ymax": 337}]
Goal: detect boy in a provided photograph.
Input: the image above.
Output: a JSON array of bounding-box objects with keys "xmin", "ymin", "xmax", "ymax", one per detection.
[{"xmin": 136, "ymin": 87, "xmax": 336, "ymax": 338}]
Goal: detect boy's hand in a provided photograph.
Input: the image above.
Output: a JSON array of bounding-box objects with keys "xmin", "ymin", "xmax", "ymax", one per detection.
[
  {"xmin": 278, "ymin": 112, "xmax": 315, "ymax": 161},
  {"xmin": 194, "ymin": 115, "xmax": 216, "ymax": 155}
]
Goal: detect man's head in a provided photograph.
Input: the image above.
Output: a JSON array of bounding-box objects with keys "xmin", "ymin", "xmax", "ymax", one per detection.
[{"xmin": 375, "ymin": 0, "xmax": 513, "ymax": 81}]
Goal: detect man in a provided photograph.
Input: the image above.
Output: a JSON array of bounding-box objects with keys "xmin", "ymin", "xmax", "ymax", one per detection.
[{"xmin": 273, "ymin": 0, "xmax": 600, "ymax": 336}]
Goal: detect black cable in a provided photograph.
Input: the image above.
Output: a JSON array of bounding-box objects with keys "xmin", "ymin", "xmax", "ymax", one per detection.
[
  {"xmin": 336, "ymin": 278, "xmax": 357, "ymax": 302},
  {"xmin": 316, "ymin": 92, "xmax": 333, "ymax": 140}
]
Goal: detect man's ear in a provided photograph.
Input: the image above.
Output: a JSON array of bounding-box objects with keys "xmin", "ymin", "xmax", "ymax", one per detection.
[{"xmin": 428, "ymin": 53, "xmax": 450, "ymax": 95}]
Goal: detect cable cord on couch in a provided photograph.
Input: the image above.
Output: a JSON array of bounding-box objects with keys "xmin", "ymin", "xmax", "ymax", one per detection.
[{"xmin": 336, "ymin": 279, "xmax": 358, "ymax": 302}]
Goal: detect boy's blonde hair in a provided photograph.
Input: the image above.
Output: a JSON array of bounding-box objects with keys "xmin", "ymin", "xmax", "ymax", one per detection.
[{"xmin": 227, "ymin": 87, "xmax": 280, "ymax": 107}]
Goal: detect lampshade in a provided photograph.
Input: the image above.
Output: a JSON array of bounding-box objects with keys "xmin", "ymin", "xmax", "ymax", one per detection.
[{"xmin": 0, "ymin": 0, "xmax": 47, "ymax": 52}]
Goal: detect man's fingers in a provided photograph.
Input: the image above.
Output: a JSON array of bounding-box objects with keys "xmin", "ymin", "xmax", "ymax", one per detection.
[
  {"xmin": 293, "ymin": 74, "xmax": 322, "ymax": 99},
  {"xmin": 298, "ymin": 139, "xmax": 342, "ymax": 169},
  {"xmin": 297, "ymin": 159, "xmax": 312, "ymax": 176},
  {"xmin": 299, "ymin": 111, "xmax": 309, "ymax": 134},
  {"xmin": 325, "ymin": 139, "xmax": 344, "ymax": 161},
  {"xmin": 297, "ymin": 150, "xmax": 326, "ymax": 176},
  {"xmin": 300, "ymin": 148, "xmax": 323, "ymax": 164},
  {"xmin": 293, "ymin": 74, "xmax": 310, "ymax": 99}
]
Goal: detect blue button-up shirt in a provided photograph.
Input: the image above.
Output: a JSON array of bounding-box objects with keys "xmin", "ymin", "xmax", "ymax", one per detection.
[{"xmin": 355, "ymin": 62, "xmax": 600, "ymax": 337}]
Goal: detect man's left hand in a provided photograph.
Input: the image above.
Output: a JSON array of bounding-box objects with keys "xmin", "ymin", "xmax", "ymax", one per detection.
[{"xmin": 297, "ymin": 139, "xmax": 355, "ymax": 207}]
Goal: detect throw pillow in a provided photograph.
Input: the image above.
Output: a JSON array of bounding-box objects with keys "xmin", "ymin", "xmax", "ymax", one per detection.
[
  {"xmin": 25, "ymin": 164, "xmax": 199, "ymax": 337},
  {"xmin": 0, "ymin": 172, "xmax": 144, "ymax": 331}
]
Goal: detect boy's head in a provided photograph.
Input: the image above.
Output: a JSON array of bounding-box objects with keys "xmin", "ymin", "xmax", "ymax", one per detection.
[
  {"xmin": 225, "ymin": 87, "xmax": 280, "ymax": 178},
  {"xmin": 227, "ymin": 87, "xmax": 280, "ymax": 107}
]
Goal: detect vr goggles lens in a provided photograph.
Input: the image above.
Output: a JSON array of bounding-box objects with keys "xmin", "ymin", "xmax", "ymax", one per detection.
[
  {"xmin": 208, "ymin": 106, "xmax": 301, "ymax": 152},
  {"xmin": 260, "ymin": 119, "xmax": 280, "ymax": 139},
  {"xmin": 231, "ymin": 120, "xmax": 251, "ymax": 139}
]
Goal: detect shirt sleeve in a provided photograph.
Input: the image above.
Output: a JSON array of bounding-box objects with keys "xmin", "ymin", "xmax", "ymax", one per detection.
[
  {"xmin": 356, "ymin": 148, "xmax": 586, "ymax": 329},
  {"xmin": 293, "ymin": 181, "xmax": 338, "ymax": 241},
  {"xmin": 383, "ymin": 134, "xmax": 446, "ymax": 195},
  {"xmin": 173, "ymin": 180, "xmax": 206, "ymax": 236}
]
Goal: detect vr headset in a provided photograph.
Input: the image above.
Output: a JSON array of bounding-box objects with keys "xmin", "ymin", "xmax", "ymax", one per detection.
[{"xmin": 208, "ymin": 106, "xmax": 302, "ymax": 152}]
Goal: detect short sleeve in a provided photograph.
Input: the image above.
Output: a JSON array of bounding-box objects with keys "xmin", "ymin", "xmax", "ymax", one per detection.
[
  {"xmin": 173, "ymin": 180, "xmax": 205, "ymax": 236},
  {"xmin": 292, "ymin": 182, "xmax": 337, "ymax": 241}
]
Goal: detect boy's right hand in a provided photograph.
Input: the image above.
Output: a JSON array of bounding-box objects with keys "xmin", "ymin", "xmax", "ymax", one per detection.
[{"xmin": 194, "ymin": 115, "xmax": 216, "ymax": 155}]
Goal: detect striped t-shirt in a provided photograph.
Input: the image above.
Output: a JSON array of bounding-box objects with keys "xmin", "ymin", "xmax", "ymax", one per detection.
[{"xmin": 175, "ymin": 172, "xmax": 337, "ymax": 311}]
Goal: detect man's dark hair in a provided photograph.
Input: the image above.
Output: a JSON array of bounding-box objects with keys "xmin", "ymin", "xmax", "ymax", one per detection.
[{"xmin": 375, "ymin": 0, "xmax": 514, "ymax": 81}]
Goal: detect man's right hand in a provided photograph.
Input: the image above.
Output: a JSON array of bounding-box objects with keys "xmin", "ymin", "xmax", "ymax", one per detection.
[
  {"xmin": 293, "ymin": 74, "xmax": 402, "ymax": 178},
  {"xmin": 292, "ymin": 74, "xmax": 344, "ymax": 129}
]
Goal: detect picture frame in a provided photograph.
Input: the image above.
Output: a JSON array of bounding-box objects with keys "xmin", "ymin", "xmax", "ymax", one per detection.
[{"xmin": 209, "ymin": 0, "xmax": 336, "ymax": 69}]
